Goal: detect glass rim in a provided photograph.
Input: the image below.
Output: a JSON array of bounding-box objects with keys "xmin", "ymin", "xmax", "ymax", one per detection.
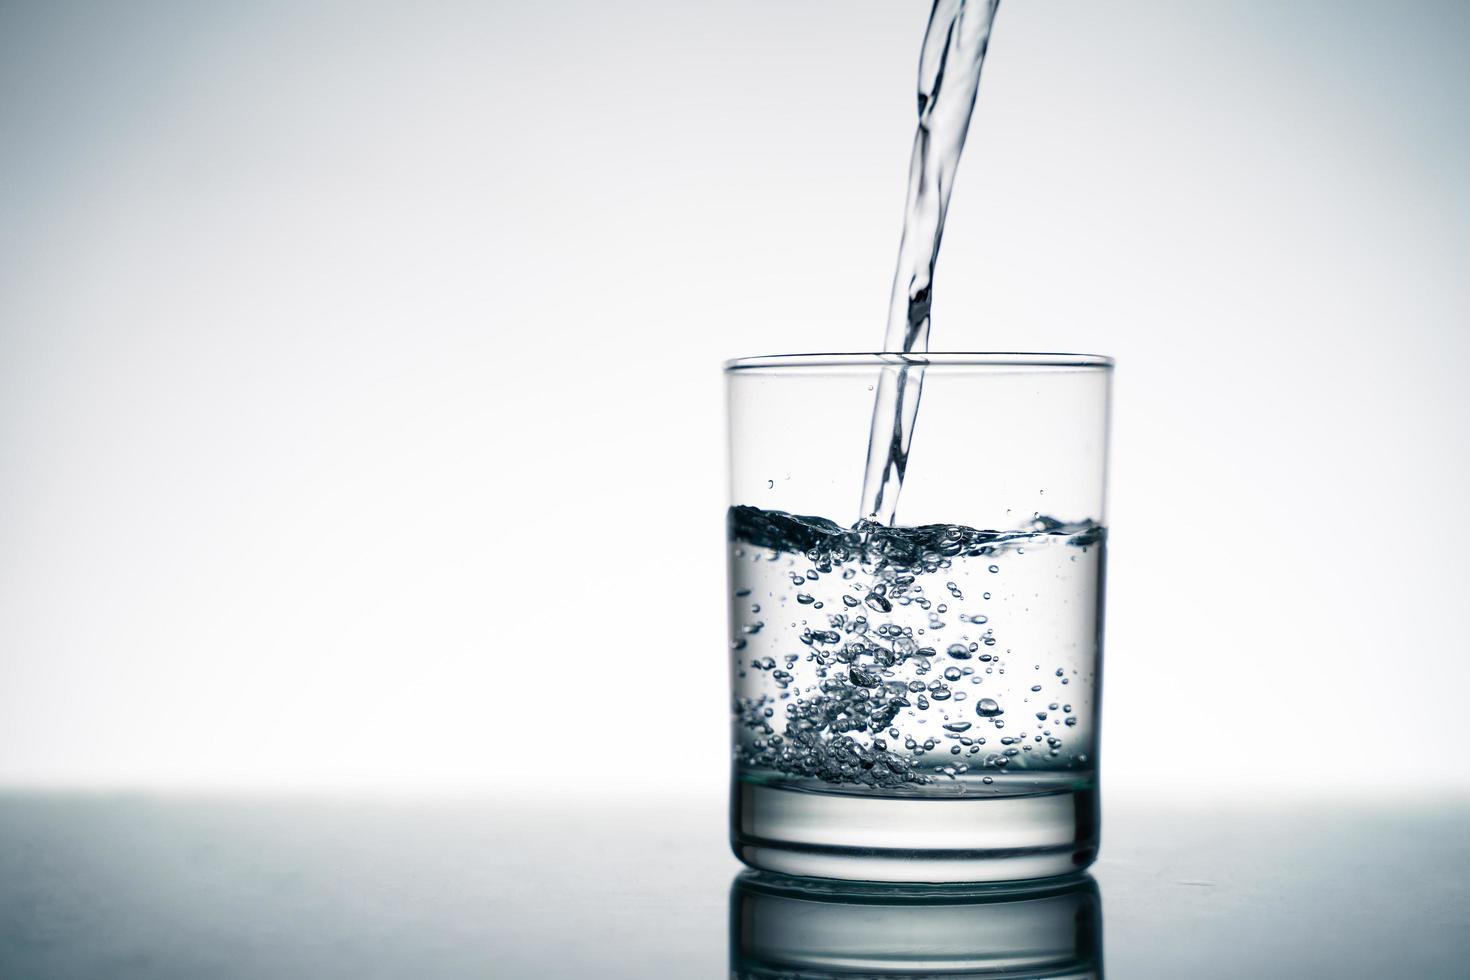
[{"xmin": 724, "ymin": 352, "xmax": 1114, "ymax": 372}]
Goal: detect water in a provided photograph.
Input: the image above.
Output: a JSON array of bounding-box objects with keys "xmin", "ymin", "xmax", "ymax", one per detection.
[
  {"xmin": 727, "ymin": 1, "xmax": 1102, "ymax": 883},
  {"xmin": 859, "ymin": 0, "xmax": 1002, "ymax": 524},
  {"xmin": 729, "ymin": 504, "xmax": 1103, "ymax": 799},
  {"xmin": 727, "ymin": 505, "xmax": 1104, "ymax": 881}
]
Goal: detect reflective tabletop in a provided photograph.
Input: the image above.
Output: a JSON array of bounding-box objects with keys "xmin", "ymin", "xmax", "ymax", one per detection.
[{"xmin": 1, "ymin": 791, "xmax": 1466, "ymax": 978}]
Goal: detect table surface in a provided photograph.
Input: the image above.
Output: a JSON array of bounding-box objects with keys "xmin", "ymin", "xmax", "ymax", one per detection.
[{"xmin": 1, "ymin": 791, "xmax": 1467, "ymax": 978}]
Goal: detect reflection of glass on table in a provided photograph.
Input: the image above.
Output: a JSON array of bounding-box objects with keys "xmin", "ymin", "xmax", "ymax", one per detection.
[{"xmin": 729, "ymin": 869, "xmax": 1103, "ymax": 979}]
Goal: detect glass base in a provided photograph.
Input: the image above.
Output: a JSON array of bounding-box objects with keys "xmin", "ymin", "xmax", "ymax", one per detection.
[{"xmin": 731, "ymin": 777, "xmax": 1098, "ymax": 883}]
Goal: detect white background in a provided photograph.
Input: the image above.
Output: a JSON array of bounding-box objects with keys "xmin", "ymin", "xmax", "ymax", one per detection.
[{"xmin": 3, "ymin": 0, "xmax": 1467, "ymax": 801}]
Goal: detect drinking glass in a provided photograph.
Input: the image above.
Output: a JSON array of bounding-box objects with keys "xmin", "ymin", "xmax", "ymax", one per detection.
[{"xmin": 725, "ymin": 353, "xmax": 1112, "ymax": 882}]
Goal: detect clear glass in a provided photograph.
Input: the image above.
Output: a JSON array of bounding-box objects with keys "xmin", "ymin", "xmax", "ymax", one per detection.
[{"xmin": 725, "ymin": 353, "xmax": 1113, "ymax": 882}]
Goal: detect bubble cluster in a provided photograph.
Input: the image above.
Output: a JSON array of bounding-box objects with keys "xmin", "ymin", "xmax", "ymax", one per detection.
[{"xmin": 729, "ymin": 505, "xmax": 1103, "ymax": 794}]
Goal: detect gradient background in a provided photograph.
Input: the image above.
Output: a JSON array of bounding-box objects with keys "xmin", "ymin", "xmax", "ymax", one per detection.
[{"xmin": 2, "ymin": 0, "xmax": 1467, "ymax": 804}]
